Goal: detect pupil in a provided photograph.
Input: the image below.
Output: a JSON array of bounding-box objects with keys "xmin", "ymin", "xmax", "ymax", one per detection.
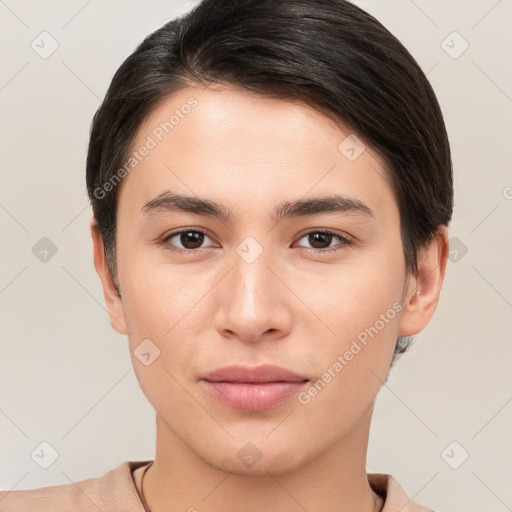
[
  {"xmin": 309, "ymin": 232, "xmax": 332, "ymax": 249},
  {"xmin": 181, "ymin": 231, "xmax": 203, "ymax": 249}
]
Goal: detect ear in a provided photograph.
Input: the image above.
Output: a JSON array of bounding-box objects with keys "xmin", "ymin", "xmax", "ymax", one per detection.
[
  {"xmin": 90, "ymin": 217, "xmax": 128, "ymax": 336},
  {"xmin": 398, "ymin": 225, "xmax": 449, "ymax": 336}
]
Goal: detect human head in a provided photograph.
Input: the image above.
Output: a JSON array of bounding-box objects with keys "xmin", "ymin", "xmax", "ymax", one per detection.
[
  {"xmin": 86, "ymin": 0, "xmax": 452, "ymax": 366},
  {"xmin": 87, "ymin": 0, "xmax": 452, "ymax": 477}
]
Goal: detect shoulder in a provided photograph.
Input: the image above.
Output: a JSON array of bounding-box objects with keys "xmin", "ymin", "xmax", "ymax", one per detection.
[
  {"xmin": 368, "ymin": 473, "xmax": 437, "ymax": 512},
  {"xmin": 0, "ymin": 460, "xmax": 150, "ymax": 512}
]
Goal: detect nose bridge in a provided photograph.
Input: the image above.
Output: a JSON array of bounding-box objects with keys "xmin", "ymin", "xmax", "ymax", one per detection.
[
  {"xmin": 214, "ymin": 236, "xmax": 290, "ymax": 341},
  {"xmin": 231, "ymin": 238, "xmax": 274, "ymax": 315}
]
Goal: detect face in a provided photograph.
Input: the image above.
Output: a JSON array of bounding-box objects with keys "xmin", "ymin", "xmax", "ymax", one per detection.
[{"xmin": 92, "ymin": 84, "xmax": 446, "ymax": 475}]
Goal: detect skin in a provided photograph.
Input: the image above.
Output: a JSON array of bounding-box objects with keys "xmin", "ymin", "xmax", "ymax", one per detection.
[{"xmin": 91, "ymin": 83, "xmax": 449, "ymax": 512}]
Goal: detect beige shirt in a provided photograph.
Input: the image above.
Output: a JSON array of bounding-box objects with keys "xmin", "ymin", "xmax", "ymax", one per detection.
[{"xmin": 0, "ymin": 460, "xmax": 435, "ymax": 511}]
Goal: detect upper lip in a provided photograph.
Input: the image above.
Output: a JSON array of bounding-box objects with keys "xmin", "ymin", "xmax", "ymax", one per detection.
[{"xmin": 202, "ymin": 364, "xmax": 308, "ymax": 383}]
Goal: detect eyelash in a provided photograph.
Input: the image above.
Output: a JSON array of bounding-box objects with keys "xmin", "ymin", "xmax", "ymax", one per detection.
[{"xmin": 160, "ymin": 228, "xmax": 354, "ymax": 254}]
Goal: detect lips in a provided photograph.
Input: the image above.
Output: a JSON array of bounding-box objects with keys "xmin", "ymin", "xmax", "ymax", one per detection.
[
  {"xmin": 202, "ymin": 364, "xmax": 307, "ymax": 383},
  {"xmin": 200, "ymin": 364, "xmax": 309, "ymax": 411}
]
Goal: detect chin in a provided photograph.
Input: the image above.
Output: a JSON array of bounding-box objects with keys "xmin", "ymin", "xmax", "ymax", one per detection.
[{"xmin": 197, "ymin": 435, "xmax": 315, "ymax": 477}]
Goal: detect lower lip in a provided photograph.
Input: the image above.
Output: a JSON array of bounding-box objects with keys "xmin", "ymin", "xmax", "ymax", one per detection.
[{"xmin": 201, "ymin": 380, "xmax": 308, "ymax": 411}]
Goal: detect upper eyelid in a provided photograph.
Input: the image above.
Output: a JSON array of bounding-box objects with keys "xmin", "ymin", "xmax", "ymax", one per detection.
[
  {"xmin": 296, "ymin": 227, "xmax": 352, "ymax": 240},
  {"xmin": 164, "ymin": 227, "xmax": 217, "ymax": 243}
]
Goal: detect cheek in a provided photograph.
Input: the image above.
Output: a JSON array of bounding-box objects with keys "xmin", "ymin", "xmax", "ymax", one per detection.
[
  {"xmin": 293, "ymin": 247, "xmax": 405, "ymax": 338},
  {"xmin": 296, "ymin": 279, "xmax": 402, "ymax": 420},
  {"xmin": 119, "ymin": 265, "xmax": 204, "ymax": 410},
  {"xmin": 121, "ymin": 268, "xmax": 192, "ymax": 338},
  {"xmin": 296, "ymin": 246, "xmax": 405, "ymax": 387},
  {"xmin": 119, "ymin": 260, "xmax": 217, "ymax": 374}
]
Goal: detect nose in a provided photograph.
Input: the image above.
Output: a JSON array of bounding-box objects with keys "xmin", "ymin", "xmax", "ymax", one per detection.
[{"xmin": 213, "ymin": 244, "xmax": 293, "ymax": 344}]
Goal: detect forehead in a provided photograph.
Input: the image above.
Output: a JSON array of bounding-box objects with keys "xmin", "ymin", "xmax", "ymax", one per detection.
[{"xmin": 117, "ymin": 84, "xmax": 397, "ymax": 223}]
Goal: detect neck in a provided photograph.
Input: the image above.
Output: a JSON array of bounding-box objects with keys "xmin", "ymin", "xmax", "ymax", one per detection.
[{"xmin": 143, "ymin": 405, "xmax": 382, "ymax": 512}]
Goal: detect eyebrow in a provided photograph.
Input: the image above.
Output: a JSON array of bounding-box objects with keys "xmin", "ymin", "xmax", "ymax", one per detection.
[{"xmin": 141, "ymin": 191, "xmax": 374, "ymax": 222}]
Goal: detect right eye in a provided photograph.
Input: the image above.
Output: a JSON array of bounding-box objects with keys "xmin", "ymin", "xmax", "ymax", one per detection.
[{"xmin": 161, "ymin": 229, "xmax": 217, "ymax": 253}]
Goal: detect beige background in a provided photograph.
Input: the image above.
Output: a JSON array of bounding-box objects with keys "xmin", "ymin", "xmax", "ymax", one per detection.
[{"xmin": 1, "ymin": 1, "xmax": 511, "ymax": 511}]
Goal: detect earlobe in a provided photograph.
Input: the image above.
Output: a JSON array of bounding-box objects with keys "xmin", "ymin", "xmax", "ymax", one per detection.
[
  {"xmin": 398, "ymin": 225, "xmax": 450, "ymax": 336},
  {"xmin": 90, "ymin": 218, "xmax": 128, "ymax": 336}
]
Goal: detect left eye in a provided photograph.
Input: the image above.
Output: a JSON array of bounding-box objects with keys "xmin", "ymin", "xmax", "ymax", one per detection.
[{"xmin": 295, "ymin": 230, "xmax": 353, "ymax": 252}]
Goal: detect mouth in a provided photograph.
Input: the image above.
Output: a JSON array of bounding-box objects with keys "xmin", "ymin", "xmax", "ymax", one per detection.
[{"xmin": 200, "ymin": 364, "xmax": 309, "ymax": 411}]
